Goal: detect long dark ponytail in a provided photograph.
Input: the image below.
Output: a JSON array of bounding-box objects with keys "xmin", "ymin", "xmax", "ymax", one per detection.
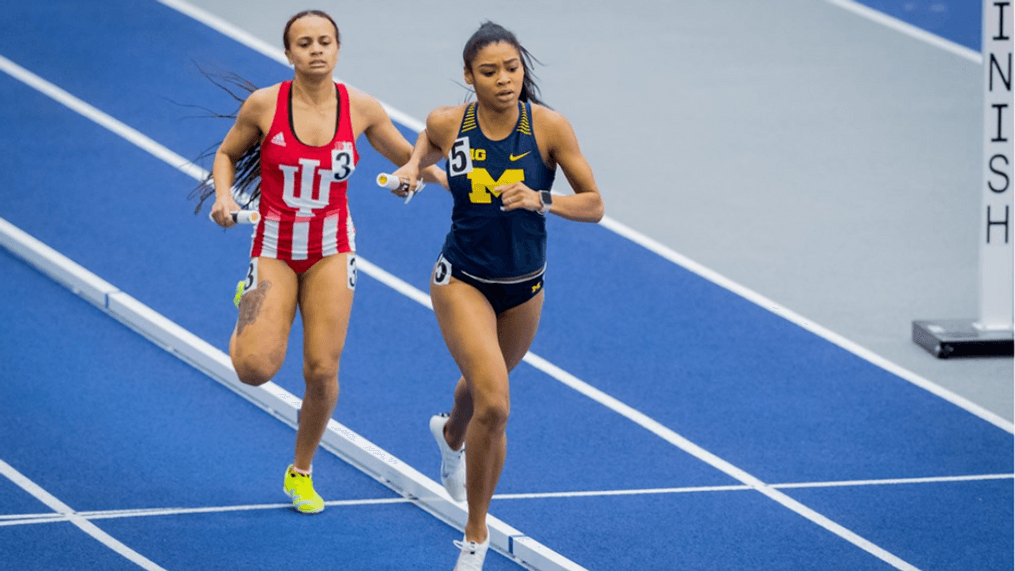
[
  {"xmin": 462, "ymin": 22, "xmax": 545, "ymax": 107},
  {"xmin": 188, "ymin": 68, "xmax": 260, "ymax": 213}
]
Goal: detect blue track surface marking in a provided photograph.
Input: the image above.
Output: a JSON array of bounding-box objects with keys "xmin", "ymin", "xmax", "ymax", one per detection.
[{"xmin": 850, "ymin": 0, "xmax": 981, "ymax": 49}]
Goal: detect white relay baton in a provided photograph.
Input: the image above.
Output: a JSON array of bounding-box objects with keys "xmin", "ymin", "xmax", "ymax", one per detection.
[
  {"xmin": 376, "ymin": 173, "xmax": 425, "ymax": 204},
  {"xmin": 209, "ymin": 210, "xmax": 260, "ymax": 225}
]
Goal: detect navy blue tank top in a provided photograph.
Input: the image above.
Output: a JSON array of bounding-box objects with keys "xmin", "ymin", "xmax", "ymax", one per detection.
[{"xmin": 441, "ymin": 102, "xmax": 556, "ymax": 279}]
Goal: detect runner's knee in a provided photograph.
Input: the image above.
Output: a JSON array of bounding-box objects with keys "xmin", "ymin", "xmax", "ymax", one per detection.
[
  {"xmin": 472, "ymin": 392, "xmax": 510, "ymax": 433},
  {"xmin": 303, "ymin": 353, "xmax": 340, "ymax": 385},
  {"xmin": 232, "ymin": 348, "xmax": 284, "ymax": 386}
]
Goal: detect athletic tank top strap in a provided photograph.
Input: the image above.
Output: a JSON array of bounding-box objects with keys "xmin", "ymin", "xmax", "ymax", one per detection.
[
  {"xmin": 268, "ymin": 81, "xmax": 292, "ymax": 141},
  {"xmin": 459, "ymin": 102, "xmax": 479, "ymax": 136},
  {"xmin": 333, "ymin": 83, "xmax": 360, "ymax": 164}
]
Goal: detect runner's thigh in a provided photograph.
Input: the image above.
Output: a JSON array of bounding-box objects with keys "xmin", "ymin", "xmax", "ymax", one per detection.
[
  {"xmin": 431, "ymin": 278, "xmax": 508, "ymax": 394},
  {"xmin": 496, "ymin": 290, "xmax": 544, "ymax": 372},
  {"xmin": 233, "ymin": 257, "xmax": 299, "ymax": 363},
  {"xmin": 298, "ymin": 253, "xmax": 356, "ymax": 375}
]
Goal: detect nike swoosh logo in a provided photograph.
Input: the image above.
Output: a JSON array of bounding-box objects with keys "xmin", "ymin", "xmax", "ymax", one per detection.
[{"xmin": 509, "ymin": 151, "xmax": 531, "ymax": 161}]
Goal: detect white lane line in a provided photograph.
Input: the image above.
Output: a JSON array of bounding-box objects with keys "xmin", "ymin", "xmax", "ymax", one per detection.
[
  {"xmin": 7, "ymin": 472, "xmax": 1008, "ymax": 528},
  {"xmin": 494, "ymin": 472, "xmax": 1015, "ymax": 501},
  {"xmin": 0, "ymin": 459, "xmax": 168, "ymax": 570},
  {"xmin": 0, "ymin": 498, "xmax": 413, "ymax": 528},
  {"xmin": 825, "ymin": 0, "xmax": 981, "ymax": 63},
  {"xmin": 0, "ymin": 513, "xmax": 66, "ymax": 524},
  {"xmin": 157, "ymin": 0, "xmax": 1012, "ymax": 435},
  {"xmin": 0, "ymin": 49, "xmax": 973, "ymax": 571},
  {"xmin": 772, "ymin": 472, "xmax": 1014, "ymax": 489},
  {"xmin": 494, "ymin": 485, "xmax": 754, "ymax": 501}
]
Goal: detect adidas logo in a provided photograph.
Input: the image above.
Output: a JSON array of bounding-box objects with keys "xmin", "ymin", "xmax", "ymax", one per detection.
[{"xmin": 270, "ymin": 132, "xmax": 286, "ymax": 147}]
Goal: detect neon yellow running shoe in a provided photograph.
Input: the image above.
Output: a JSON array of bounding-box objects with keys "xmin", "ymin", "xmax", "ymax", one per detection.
[
  {"xmin": 233, "ymin": 280, "xmax": 244, "ymax": 308},
  {"xmin": 283, "ymin": 465, "xmax": 324, "ymax": 514}
]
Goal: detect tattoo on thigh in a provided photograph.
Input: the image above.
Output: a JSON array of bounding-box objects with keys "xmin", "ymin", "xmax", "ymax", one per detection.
[{"xmin": 237, "ymin": 280, "xmax": 271, "ymax": 335}]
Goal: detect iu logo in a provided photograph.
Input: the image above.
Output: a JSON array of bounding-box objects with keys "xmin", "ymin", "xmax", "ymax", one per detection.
[{"xmin": 278, "ymin": 157, "xmax": 353, "ymax": 215}]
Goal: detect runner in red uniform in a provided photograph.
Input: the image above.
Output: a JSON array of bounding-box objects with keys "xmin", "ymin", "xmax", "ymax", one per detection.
[
  {"xmin": 252, "ymin": 80, "xmax": 360, "ymax": 273},
  {"xmin": 207, "ymin": 10, "xmax": 445, "ymax": 514}
]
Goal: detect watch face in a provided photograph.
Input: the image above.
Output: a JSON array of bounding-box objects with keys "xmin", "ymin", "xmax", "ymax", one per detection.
[{"xmin": 539, "ymin": 191, "xmax": 552, "ymax": 214}]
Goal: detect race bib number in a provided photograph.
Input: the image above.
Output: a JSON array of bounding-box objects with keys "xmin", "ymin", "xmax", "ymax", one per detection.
[
  {"xmin": 448, "ymin": 137, "xmax": 473, "ymax": 177},
  {"xmin": 347, "ymin": 255, "xmax": 357, "ymax": 290},
  {"xmin": 432, "ymin": 255, "xmax": 452, "ymax": 286},
  {"xmin": 243, "ymin": 258, "xmax": 259, "ymax": 294},
  {"xmin": 331, "ymin": 143, "xmax": 355, "ymax": 182}
]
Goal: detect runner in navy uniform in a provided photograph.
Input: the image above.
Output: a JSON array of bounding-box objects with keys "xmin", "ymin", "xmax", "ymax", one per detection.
[{"xmin": 391, "ymin": 21, "xmax": 604, "ymax": 571}]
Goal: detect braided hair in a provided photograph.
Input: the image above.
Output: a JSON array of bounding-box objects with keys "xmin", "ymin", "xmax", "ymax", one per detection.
[{"xmin": 188, "ymin": 68, "xmax": 260, "ymax": 213}]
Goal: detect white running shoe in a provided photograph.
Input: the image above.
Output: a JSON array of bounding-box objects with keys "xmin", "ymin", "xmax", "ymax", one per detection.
[
  {"xmin": 430, "ymin": 413, "xmax": 467, "ymax": 502},
  {"xmin": 453, "ymin": 535, "xmax": 489, "ymax": 571}
]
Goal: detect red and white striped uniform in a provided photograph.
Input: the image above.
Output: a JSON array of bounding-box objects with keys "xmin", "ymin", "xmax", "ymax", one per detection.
[{"xmin": 251, "ymin": 81, "xmax": 359, "ymax": 270}]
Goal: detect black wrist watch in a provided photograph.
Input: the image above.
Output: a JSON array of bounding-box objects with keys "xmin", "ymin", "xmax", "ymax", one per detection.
[{"xmin": 538, "ymin": 190, "xmax": 553, "ymax": 215}]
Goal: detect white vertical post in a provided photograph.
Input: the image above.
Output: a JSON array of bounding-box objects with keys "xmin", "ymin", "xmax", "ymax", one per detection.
[{"xmin": 978, "ymin": 0, "xmax": 1014, "ymax": 330}]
